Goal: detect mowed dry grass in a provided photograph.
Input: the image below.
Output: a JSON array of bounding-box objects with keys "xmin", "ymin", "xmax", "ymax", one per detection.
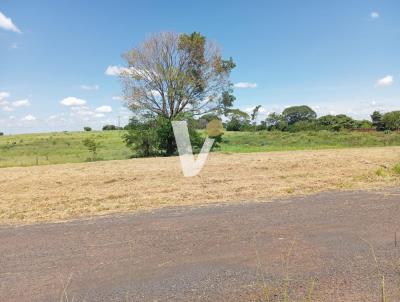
[{"xmin": 1, "ymin": 147, "xmax": 400, "ymax": 224}]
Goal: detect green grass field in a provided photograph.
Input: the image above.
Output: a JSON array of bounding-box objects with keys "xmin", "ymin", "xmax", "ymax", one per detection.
[
  {"xmin": 0, "ymin": 131, "xmax": 131, "ymax": 168},
  {"xmin": 1, "ymin": 130, "xmax": 400, "ymax": 168},
  {"xmin": 219, "ymin": 130, "xmax": 400, "ymax": 152}
]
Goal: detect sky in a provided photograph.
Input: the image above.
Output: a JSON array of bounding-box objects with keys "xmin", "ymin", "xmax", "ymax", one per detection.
[{"xmin": 0, "ymin": 0, "xmax": 399, "ymax": 134}]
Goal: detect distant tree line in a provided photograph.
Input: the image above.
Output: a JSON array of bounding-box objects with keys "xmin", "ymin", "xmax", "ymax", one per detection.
[{"xmin": 189, "ymin": 105, "xmax": 399, "ymax": 133}]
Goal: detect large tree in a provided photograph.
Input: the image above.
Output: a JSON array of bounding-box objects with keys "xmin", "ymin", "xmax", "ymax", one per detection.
[
  {"xmin": 318, "ymin": 114, "xmax": 356, "ymax": 131},
  {"xmin": 121, "ymin": 32, "xmax": 235, "ymax": 119},
  {"xmin": 282, "ymin": 105, "xmax": 317, "ymax": 125},
  {"xmin": 371, "ymin": 111, "xmax": 385, "ymax": 131},
  {"xmin": 382, "ymin": 111, "xmax": 400, "ymax": 131}
]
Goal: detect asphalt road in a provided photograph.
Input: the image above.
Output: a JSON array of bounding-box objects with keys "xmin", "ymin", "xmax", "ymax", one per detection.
[{"xmin": 1, "ymin": 189, "xmax": 400, "ymax": 301}]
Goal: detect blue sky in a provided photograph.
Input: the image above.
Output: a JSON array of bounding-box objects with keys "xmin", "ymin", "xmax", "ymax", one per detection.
[{"xmin": 0, "ymin": 0, "xmax": 399, "ymax": 134}]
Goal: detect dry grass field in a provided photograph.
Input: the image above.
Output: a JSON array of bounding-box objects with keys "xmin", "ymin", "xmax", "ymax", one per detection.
[{"xmin": 1, "ymin": 146, "xmax": 400, "ymax": 224}]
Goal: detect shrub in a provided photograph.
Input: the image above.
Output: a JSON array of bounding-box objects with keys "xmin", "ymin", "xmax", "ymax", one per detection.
[
  {"xmin": 82, "ymin": 138, "xmax": 100, "ymax": 161},
  {"xmin": 124, "ymin": 117, "xmax": 142, "ymax": 130},
  {"xmin": 393, "ymin": 164, "xmax": 400, "ymax": 175},
  {"xmin": 123, "ymin": 127, "xmax": 158, "ymax": 157},
  {"xmin": 256, "ymin": 121, "xmax": 268, "ymax": 131},
  {"xmin": 102, "ymin": 124, "xmax": 122, "ymax": 131},
  {"xmin": 317, "ymin": 114, "xmax": 356, "ymax": 131},
  {"xmin": 288, "ymin": 120, "xmax": 318, "ymax": 132},
  {"xmin": 226, "ymin": 116, "xmax": 243, "ymax": 131},
  {"xmin": 83, "ymin": 127, "xmax": 92, "ymax": 131},
  {"xmin": 158, "ymin": 116, "xmax": 204, "ymax": 155},
  {"xmin": 382, "ymin": 111, "xmax": 400, "ymax": 131},
  {"xmin": 375, "ymin": 167, "xmax": 387, "ymax": 177},
  {"xmin": 356, "ymin": 120, "xmax": 373, "ymax": 129},
  {"xmin": 0, "ymin": 132, "xmax": 3, "ymax": 136},
  {"xmin": 265, "ymin": 113, "xmax": 289, "ymax": 131},
  {"xmin": 123, "ymin": 116, "xmax": 204, "ymax": 157}
]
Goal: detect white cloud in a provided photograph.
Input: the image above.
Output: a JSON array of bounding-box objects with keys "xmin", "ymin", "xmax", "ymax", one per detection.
[
  {"xmin": 0, "ymin": 94, "xmax": 30, "ymax": 109},
  {"xmin": 80, "ymin": 84, "xmax": 99, "ymax": 91},
  {"xmin": 60, "ymin": 97, "xmax": 87, "ymax": 106},
  {"xmin": 47, "ymin": 114, "xmax": 61, "ymax": 120},
  {"xmin": 0, "ymin": 11, "xmax": 21, "ymax": 33},
  {"xmin": 376, "ymin": 75, "xmax": 394, "ymax": 87},
  {"xmin": 0, "ymin": 91, "xmax": 10, "ymax": 101},
  {"xmin": 95, "ymin": 105, "xmax": 112, "ymax": 113},
  {"xmin": 12, "ymin": 99, "xmax": 30, "ymax": 107},
  {"xmin": 70, "ymin": 105, "xmax": 89, "ymax": 111},
  {"xmin": 0, "ymin": 100, "xmax": 10, "ymax": 106},
  {"xmin": 105, "ymin": 65, "xmax": 151, "ymax": 80},
  {"xmin": 371, "ymin": 12, "xmax": 380, "ymax": 19},
  {"xmin": 72, "ymin": 107, "xmax": 94, "ymax": 117},
  {"xmin": 21, "ymin": 115, "xmax": 36, "ymax": 121},
  {"xmin": 105, "ymin": 65, "xmax": 130, "ymax": 76},
  {"xmin": 112, "ymin": 96, "xmax": 123, "ymax": 101},
  {"xmin": 234, "ymin": 82, "xmax": 258, "ymax": 89},
  {"xmin": 2, "ymin": 106, "xmax": 13, "ymax": 112},
  {"xmin": 94, "ymin": 113, "xmax": 105, "ymax": 118}
]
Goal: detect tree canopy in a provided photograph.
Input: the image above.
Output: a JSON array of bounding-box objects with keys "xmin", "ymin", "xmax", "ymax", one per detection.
[
  {"xmin": 282, "ymin": 105, "xmax": 317, "ymax": 125},
  {"xmin": 121, "ymin": 32, "xmax": 235, "ymax": 119},
  {"xmin": 382, "ymin": 111, "xmax": 400, "ymax": 131}
]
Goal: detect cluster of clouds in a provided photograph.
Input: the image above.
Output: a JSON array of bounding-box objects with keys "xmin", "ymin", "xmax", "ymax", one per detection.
[
  {"xmin": 59, "ymin": 96, "xmax": 113, "ymax": 119},
  {"xmin": 1, "ymin": 9, "xmax": 396, "ymax": 133},
  {"xmin": 235, "ymin": 75, "xmax": 394, "ymax": 90},
  {"xmin": 37, "ymin": 95, "xmax": 122, "ymax": 133},
  {"xmin": 0, "ymin": 92, "xmax": 33, "ymax": 121},
  {"xmin": 0, "ymin": 90, "xmax": 117, "ymax": 133}
]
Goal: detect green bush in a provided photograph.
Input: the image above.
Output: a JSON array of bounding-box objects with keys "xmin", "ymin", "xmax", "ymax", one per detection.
[
  {"xmin": 82, "ymin": 138, "xmax": 100, "ymax": 161},
  {"xmin": 123, "ymin": 116, "xmax": 205, "ymax": 157},
  {"xmin": 83, "ymin": 127, "xmax": 92, "ymax": 132},
  {"xmin": 123, "ymin": 117, "xmax": 142, "ymax": 130},
  {"xmin": 288, "ymin": 120, "xmax": 318, "ymax": 132},
  {"xmin": 102, "ymin": 124, "xmax": 122, "ymax": 131},
  {"xmin": 382, "ymin": 111, "xmax": 400, "ymax": 131},
  {"xmin": 393, "ymin": 164, "xmax": 400, "ymax": 175},
  {"xmin": 317, "ymin": 114, "xmax": 356, "ymax": 131},
  {"xmin": 123, "ymin": 126, "xmax": 158, "ymax": 157}
]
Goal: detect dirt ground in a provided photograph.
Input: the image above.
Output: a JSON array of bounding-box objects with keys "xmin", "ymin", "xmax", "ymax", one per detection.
[
  {"xmin": 1, "ymin": 147, "xmax": 400, "ymax": 224},
  {"xmin": 1, "ymin": 189, "xmax": 400, "ymax": 301}
]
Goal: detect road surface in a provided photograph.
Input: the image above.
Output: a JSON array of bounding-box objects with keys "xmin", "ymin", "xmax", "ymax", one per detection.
[{"xmin": 1, "ymin": 189, "xmax": 400, "ymax": 301}]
